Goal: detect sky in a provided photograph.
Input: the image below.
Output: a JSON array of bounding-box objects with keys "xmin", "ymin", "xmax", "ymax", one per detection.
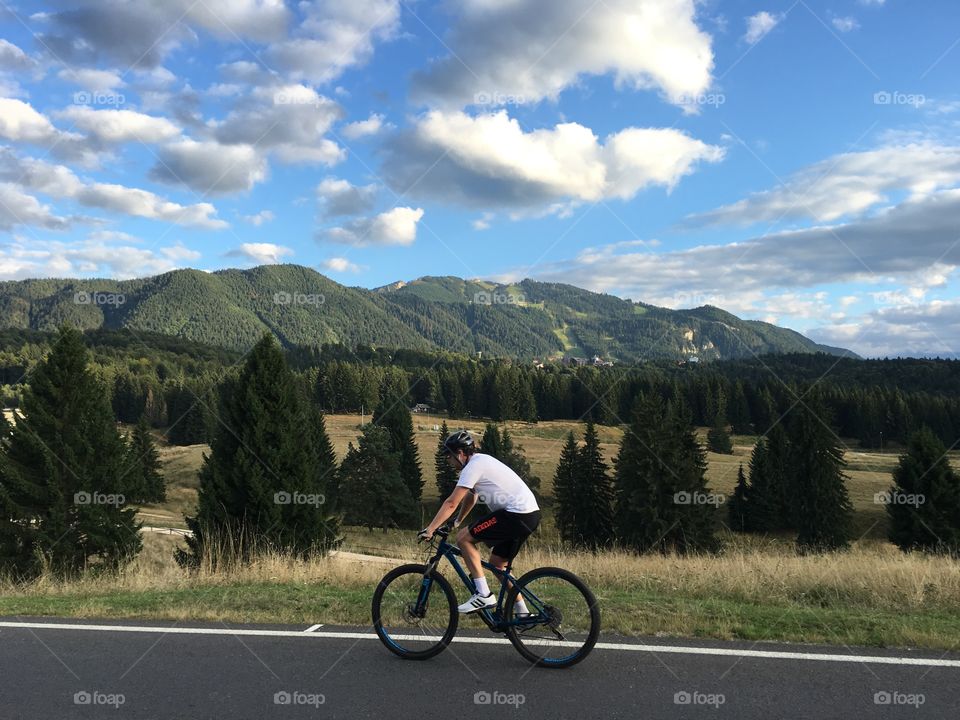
[{"xmin": 0, "ymin": 0, "xmax": 958, "ymax": 358}]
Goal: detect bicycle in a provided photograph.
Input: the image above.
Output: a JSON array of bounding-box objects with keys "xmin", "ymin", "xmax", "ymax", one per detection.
[{"xmin": 371, "ymin": 523, "xmax": 600, "ymax": 668}]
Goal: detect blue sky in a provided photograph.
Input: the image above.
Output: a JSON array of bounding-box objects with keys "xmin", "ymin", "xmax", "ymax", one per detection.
[{"xmin": 0, "ymin": 0, "xmax": 958, "ymax": 356}]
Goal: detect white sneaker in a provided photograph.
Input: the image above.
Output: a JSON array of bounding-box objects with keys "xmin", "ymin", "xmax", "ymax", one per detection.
[{"xmin": 458, "ymin": 592, "xmax": 496, "ymax": 614}]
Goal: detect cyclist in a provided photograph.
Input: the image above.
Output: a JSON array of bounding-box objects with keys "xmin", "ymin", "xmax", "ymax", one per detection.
[{"xmin": 419, "ymin": 430, "xmax": 541, "ymax": 614}]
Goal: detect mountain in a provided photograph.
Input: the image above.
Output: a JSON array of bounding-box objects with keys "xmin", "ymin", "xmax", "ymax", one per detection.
[{"xmin": 0, "ymin": 265, "xmax": 854, "ymax": 360}]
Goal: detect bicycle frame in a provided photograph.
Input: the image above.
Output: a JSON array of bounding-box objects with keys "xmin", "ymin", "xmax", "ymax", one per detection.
[{"xmin": 418, "ymin": 532, "xmax": 546, "ymax": 633}]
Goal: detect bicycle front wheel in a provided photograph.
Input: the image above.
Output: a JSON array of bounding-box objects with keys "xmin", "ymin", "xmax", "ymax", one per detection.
[
  {"xmin": 372, "ymin": 563, "xmax": 458, "ymax": 660},
  {"xmin": 504, "ymin": 566, "xmax": 600, "ymax": 668}
]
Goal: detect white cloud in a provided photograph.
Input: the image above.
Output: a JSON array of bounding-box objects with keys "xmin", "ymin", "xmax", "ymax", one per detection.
[
  {"xmin": 412, "ymin": 0, "xmax": 714, "ymax": 109},
  {"xmin": 810, "ymin": 301, "xmax": 960, "ymax": 358},
  {"xmin": 0, "ymin": 39, "xmax": 36, "ymax": 71},
  {"xmin": 831, "ymin": 17, "xmax": 859, "ymax": 33},
  {"xmin": 518, "ymin": 188, "xmax": 960, "ymax": 317},
  {"xmin": 316, "ymin": 177, "xmax": 378, "ymax": 216},
  {"xmin": 0, "ymin": 183, "xmax": 72, "ymax": 230},
  {"xmin": 320, "ymin": 256, "xmax": 363, "ymax": 273},
  {"xmin": 383, "ymin": 110, "xmax": 724, "ymax": 210},
  {"xmin": 267, "ymin": 0, "xmax": 401, "ymax": 84},
  {"xmin": 0, "ymin": 149, "xmax": 227, "ymax": 229},
  {"xmin": 58, "ymin": 67, "xmax": 125, "ymax": 92},
  {"xmin": 472, "ymin": 213, "xmax": 493, "ymax": 230},
  {"xmin": 0, "ymin": 236, "xmax": 202, "ymax": 280},
  {"xmin": 150, "ymin": 139, "xmax": 269, "ymax": 194},
  {"xmin": 0, "ymin": 97, "xmax": 63, "ymax": 143},
  {"xmin": 744, "ymin": 11, "xmax": 782, "ymax": 45},
  {"xmin": 341, "ymin": 113, "xmax": 388, "ymax": 140},
  {"xmin": 56, "ymin": 106, "xmax": 181, "ymax": 143},
  {"xmin": 689, "ymin": 143, "xmax": 960, "ymax": 226},
  {"xmin": 242, "ymin": 210, "xmax": 275, "ymax": 226},
  {"xmin": 324, "ymin": 206, "xmax": 424, "ymax": 246},
  {"xmin": 228, "ymin": 242, "xmax": 294, "ymax": 264}
]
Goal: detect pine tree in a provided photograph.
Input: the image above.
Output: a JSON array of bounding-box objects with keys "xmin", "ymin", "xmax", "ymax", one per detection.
[
  {"xmin": 743, "ymin": 438, "xmax": 780, "ymax": 532},
  {"xmin": 339, "ymin": 425, "xmax": 418, "ymax": 531},
  {"xmin": 499, "ymin": 428, "xmax": 541, "ymax": 494},
  {"xmin": 613, "ymin": 394, "xmax": 717, "ymax": 554},
  {"xmin": 125, "ymin": 415, "xmax": 166, "ymax": 503},
  {"xmin": 434, "ymin": 421, "xmax": 459, "ymax": 498},
  {"xmin": 0, "ymin": 327, "xmax": 141, "ymax": 578},
  {"xmin": 728, "ymin": 464, "xmax": 749, "ymax": 532},
  {"xmin": 791, "ymin": 401, "xmax": 853, "ymax": 553},
  {"xmin": 178, "ymin": 334, "xmax": 339, "ymax": 567},
  {"xmin": 707, "ymin": 413, "xmax": 734, "ymax": 454},
  {"xmin": 480, "ymin": 423, "xmax": 502, "ymax": 458},
  {"xmin": 887, "ymin": 427, "xmax": 960, "ymax": 555},
  {"xmin": 576, "ymin": 422, "xmax": 615, "ymax": 549},
  {"xmin": 372, "ymin": 374, "xmax": 423, "ymax": 504},
  {"xmin": 553, "ymin": 431, "xmax": 579, "ymax": 545},
  {"xmin": 165, "ymin": 382, "xmax": 210, "ymax": 446}
]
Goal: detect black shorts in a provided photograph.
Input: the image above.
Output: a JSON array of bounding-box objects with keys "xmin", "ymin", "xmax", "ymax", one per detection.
[{"xmin": 468, "ymin": 509, "xmax": 541, "ymax": 560}]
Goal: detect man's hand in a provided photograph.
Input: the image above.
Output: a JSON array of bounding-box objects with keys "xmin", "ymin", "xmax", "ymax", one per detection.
[{"xmin": 417, "ymin": 528, "xmax": 434, "ymax": 543}]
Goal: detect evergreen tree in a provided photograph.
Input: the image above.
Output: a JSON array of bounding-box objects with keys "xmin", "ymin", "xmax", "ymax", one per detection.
[
  {"xmin": 552, "ymin": 431, "xmax": 579, "ymax": 545},
  {"xmin": 707, "ymin": 413, "xmax": 734, "ymax": 454},
  {"xmin": 743, "ymin": 438, "xmax": 779, "ymax": 532},
  {"xmin": 728, "ymin": 464, "xmax": 749, "ymax": 532},
  {"xmin": 887, "ymin": 427, "xmax": 960, "ymax": 555},
  {"xmin": 791, "ymin": 401, "xmax": 853, "ymax": 553},
  {"xmin": 372, "ymin": 374, "xmax": 423, "ymax": 503},
  {"xmin": 613, "ymin": 394, "xmax": 717, "ymax": 554},
  {"xmin": 125, "ymin": 415, "xmax": 166, "ymax": 503},
  {"xmin": 179, "ymin": 334, "xmax": 339, "ymax": 567},
  {"xmin": 165, "ymin": 382, "xmax": 210, "ymax": 446},
  {"xmin": 480, "ymin": 423, "xmax": 502, "ymax": 458},
  {"xmin": 339, "ymin": 425, "xmax": 418, "ymax": 531},
  {"xmin": 498, "ymin": 428, "xmax": 542, "ymax": 495},
  {"xmin": 728, "ymin": 381, "xmax": 752, "ymax": 434},
  {"xmin": 576, "ymin": 422, "xmax": 615, "ymax": 548},
  {"xmin": 434, "ymin": 420, "xmax": 459, "ymax": 498},
  {"xmin": 0, "ymin": 327, "xmax": 141, "ymax": 578}
]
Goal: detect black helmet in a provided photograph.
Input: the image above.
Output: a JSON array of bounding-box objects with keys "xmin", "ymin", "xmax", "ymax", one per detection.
[{"xmin": 443, "ymin": 430, "xmax": 474, "ymax": 454}]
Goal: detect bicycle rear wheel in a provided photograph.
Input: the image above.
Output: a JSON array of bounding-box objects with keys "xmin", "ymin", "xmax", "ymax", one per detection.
[
  {"xmin": 504, "ymin": 566, "xmax": 600, "ymax": 668},
  {"xmin": 372, "ymin": 563, "xmax": 458, "ymax": 660}
]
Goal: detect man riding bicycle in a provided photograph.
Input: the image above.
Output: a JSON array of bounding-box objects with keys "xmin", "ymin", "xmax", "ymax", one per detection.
[{"xmin": 419, "ymin": 430, "xmax": 541, "ymax": 614}]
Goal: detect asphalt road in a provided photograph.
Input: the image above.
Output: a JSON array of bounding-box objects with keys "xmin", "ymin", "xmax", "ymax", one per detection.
[{"xmin": 0, "ymin": 617, "xmax": 957, "ymax": 719}]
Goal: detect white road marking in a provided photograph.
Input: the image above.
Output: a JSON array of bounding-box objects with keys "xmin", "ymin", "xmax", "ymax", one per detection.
[
  {"xmin": 1, "ymin": 621, "xmax": 959, "ymax": 668},
  {"xmin": 304, "ymin": 624, "xmax": 324, "ymax": 633}
]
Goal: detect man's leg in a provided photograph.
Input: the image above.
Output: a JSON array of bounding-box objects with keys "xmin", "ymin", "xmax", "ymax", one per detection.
[
  {"xmin": 489, "ymin": 551, "xmax": 530, "ymax": 616},
  {"xmin": 457, "ymin": 527, "xmax": 493, "ymax": 602}
]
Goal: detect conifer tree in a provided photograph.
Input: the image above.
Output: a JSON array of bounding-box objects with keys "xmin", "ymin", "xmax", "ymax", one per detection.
[
  {"xmin": 125, "ymin": 415, "xmax": 166, "ymax": 503},
  {"xmin": 791, "ymin": 401, "xmax": 852, "ymax": 553},
  {"xmin": 0, "ymin": 327, "xmax": 141, "ymax": 578},
  {"xmin": 614, "ymin": 394, "xmax": 717, "ymax": 554},
  {"xmin": 552, "ymin": 431, "xmax": 579, "ymax": 544},
  {"xmin": 179, "ymin": 334, "xmax": 339, "ymax": 566},
  {"xmin": 728, "ymin": 464, "xmax": 749, "ymax": 532},
  {"xmin": 434, "ymin": 420, "xmax": 459, "ymax": 498},
  {"xmin": 887, "ymin": 427, "xmax": 960, "ymax": 555},
  {"xmin": 339, "ymin": 425, "xmax": 418, "ymax": 531},
  {"xmin": 576, "ymin": 422, "xmax": 615, "ymax": 548},
  {"xmin": 707, "ymin": 413, "xmax": 734, "ymax": 454},
  {"xmin": 372, "ymin": 374, "xmax": 423, "ymax": 503}
]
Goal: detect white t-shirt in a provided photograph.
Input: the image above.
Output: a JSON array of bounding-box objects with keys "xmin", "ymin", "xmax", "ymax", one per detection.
[{"xmin": 456, "ymin": 453, "xmax": 539, "ymax": 514}]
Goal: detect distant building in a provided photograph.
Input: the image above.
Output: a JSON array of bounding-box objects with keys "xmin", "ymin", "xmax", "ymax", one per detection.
[{"xmin": 411, "ymin": 403, "xmax": 433, "ymax": 414}]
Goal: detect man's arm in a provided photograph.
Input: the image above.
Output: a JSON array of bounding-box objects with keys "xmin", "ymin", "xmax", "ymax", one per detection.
[{"xmin": 424, "ymin": 486, "xmax": 472, "ymax": 535}]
